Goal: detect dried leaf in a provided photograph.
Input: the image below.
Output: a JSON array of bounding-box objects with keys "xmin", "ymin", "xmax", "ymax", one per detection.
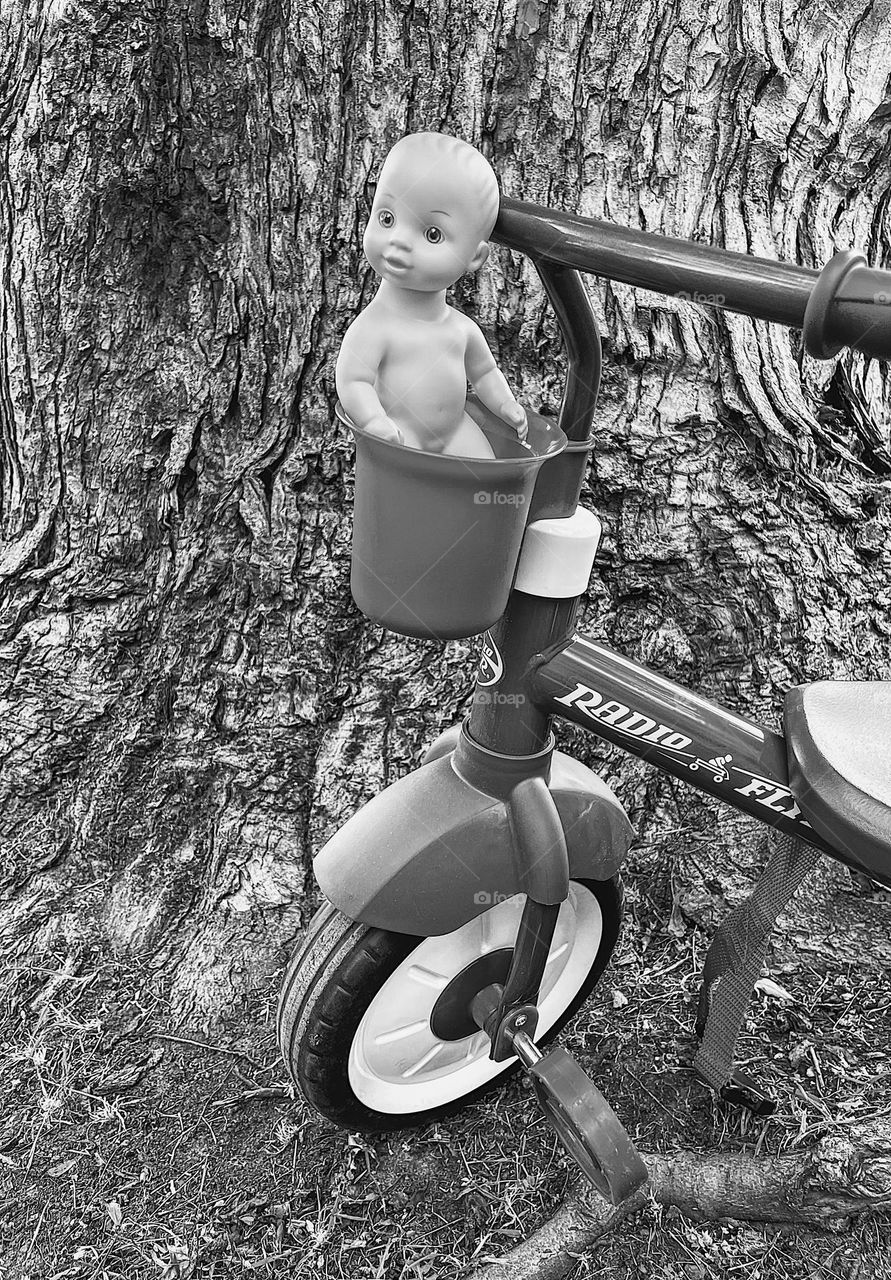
[
  {"xmin": 755, "ymin": 977, "xmax": 793, "ymax": 1002},
  {"xmin": 666, "ymin": 899, "xmax": 687, "ymax": 938}
]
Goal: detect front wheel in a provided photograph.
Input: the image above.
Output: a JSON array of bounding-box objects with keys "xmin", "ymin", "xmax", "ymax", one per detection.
[{"xmin": 277, "ymin": 877, "xmax": 622, "ymax": 1133}]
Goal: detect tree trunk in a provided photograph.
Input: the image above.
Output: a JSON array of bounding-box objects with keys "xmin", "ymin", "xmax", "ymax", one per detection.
[{"xmin": 1, "ymin": 0, "xmax": 889, "ymax": 1032}]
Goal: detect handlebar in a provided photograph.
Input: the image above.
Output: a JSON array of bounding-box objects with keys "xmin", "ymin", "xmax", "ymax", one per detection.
[{"xmin": 493, "ymin": 198, "xmax": 891, "ymax": 362}]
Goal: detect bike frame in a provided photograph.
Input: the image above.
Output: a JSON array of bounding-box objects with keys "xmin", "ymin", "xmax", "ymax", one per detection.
[
  {"xmin": 541, "ymin": 636, "xmax": 831, "ymax": 853},
  {"xmin": 473, "ymin": 616, "xmax": 837, "ymax": 861}
]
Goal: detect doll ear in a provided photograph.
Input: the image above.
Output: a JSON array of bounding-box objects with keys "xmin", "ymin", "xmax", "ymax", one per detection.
[{"xmin": 469, "ymin": 241, "xmax": 490, "ymax": 271}]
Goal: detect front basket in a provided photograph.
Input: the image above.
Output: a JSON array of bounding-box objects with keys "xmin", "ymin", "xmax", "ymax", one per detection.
[{"xmin": 342, "ymin": 395, "xmax": 566, "ymax": 640}]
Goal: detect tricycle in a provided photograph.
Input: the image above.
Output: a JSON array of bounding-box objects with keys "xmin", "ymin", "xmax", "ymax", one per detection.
[{"xmin": 278, "ymin": 133, "xmax": 891, "ymax": 1205}]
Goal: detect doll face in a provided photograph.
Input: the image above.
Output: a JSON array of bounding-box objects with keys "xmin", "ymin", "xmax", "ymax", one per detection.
[{"xmin": 363, "ymin": 149, "xmax": 490, "ymax": 291}]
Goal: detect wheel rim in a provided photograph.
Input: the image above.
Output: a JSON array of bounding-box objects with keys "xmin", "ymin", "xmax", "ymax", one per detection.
[{"xmin": 348, "ymin": 883, "xmax": 604, "ymax": 1112}]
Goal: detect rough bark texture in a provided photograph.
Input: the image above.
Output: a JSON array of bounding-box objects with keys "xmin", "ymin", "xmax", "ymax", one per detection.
[
  {"xmin": 467, "ymin": 1122, "xmax": 891, "ymax": 1280},
  {"xmin": 1, "ymin": 0, "xmax": 889, "ymax": 1025}
]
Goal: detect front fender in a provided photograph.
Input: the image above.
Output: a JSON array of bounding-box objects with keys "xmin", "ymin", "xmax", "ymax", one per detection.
[{"xmin": 313, "ymin": 728, "xmax": 633, "ymax": 935}]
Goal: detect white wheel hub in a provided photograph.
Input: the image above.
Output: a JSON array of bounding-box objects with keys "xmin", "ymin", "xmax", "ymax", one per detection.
[{"xmin": 348, "ymin": 884, "xmax": 604, "ymax": 1113}]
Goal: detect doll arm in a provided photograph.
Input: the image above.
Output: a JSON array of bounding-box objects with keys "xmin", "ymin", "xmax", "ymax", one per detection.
[
  {"xmin": 463, "ymin": 319, "xmax": 528, "ymax": 439},
  {"xmin": 335, "ymin": 320, "xmax": 403, "ymax": 443}
]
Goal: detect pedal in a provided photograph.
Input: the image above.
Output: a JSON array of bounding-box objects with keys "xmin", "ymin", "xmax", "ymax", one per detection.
[{"xmin": 512, "ymin": 1031, "xmax": 649, "ymax": 1204}]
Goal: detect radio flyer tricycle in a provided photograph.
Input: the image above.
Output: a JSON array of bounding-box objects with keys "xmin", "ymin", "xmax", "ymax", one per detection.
[{"xmin": 278, "ymin": 174, "xmax": 891, "ymax": 1205}]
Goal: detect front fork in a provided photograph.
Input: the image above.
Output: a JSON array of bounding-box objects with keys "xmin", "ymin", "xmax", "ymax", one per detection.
[
  {"xmin": 441, "ymin": 582, "xmax": 647, "ymax": 1203},
  {"xmin": 465, "ymin": 590, "xmax": 581, "ymax": 1061},
  {"xmin": 475, "ymin": 898, "xmax": 559, "ymax": 1061},
  {"xmin": 469, "ymin": 891, "xmax": 648, "ymax": 1205}
]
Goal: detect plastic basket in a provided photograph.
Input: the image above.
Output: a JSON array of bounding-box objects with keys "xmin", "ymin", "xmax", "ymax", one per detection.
[{"xmin": 339, "ymin": 396, "xmax": 567, "ymax": 640}]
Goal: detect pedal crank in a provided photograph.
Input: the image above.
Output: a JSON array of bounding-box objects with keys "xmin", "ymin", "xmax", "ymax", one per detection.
[
  {"xmin": 518, "ymin": 1033, "xmax": 648, "ymax": 1203},
  {"xmin": 470, "ymin": 983, "xmax": 648, "ymax": 1204}
]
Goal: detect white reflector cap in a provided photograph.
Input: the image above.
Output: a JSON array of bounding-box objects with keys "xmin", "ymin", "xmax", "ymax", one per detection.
[{"xmin": 513, "ymin": 507, "xmax": 602, "ymax": 599}]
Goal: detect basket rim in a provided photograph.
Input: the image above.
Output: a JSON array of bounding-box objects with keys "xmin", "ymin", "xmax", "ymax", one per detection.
[{"xmin": 335, "ymin": 397, "xmax": 567, "ymax": 466}]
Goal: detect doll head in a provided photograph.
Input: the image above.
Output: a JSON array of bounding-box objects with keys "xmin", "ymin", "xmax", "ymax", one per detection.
[{"xmin": 363, "ymin": 132, "xmax": 500, "ymax": 292}]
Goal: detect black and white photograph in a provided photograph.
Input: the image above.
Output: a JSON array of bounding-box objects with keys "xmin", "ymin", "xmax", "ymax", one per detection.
[{"xmin": 1, "ymin": 1, "xmax": 890, "ymax": 1276}]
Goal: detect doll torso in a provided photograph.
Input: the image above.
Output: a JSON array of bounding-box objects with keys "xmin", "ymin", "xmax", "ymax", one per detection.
[{"xmin": 369, "ymin": 301, "xmax": 493, "ymax": 456}]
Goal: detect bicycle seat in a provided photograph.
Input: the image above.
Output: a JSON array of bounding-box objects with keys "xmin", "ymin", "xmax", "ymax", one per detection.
[{"xmin": 784, "ymin": 681, "xmax": 891, "ymax": 885}]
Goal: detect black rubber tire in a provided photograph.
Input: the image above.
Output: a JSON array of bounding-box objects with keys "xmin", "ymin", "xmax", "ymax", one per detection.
[{"xmin": 277, "ymin": 877, "xmax": 622, "ymax": 1134}]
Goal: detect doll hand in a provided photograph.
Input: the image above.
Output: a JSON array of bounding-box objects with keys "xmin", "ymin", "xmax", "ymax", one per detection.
[
  {"xmin": 500, "ymin": 399, "xmax": 528, "ymax": 442},
  {"xmin": 365, "ymin": 414, "xmax": 404, "ymax": 445}
]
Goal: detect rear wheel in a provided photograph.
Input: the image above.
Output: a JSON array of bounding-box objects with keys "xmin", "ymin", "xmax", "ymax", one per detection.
[{"xmin": 277, "ymin": 877, "xmax": 622, "ymax": 1133}]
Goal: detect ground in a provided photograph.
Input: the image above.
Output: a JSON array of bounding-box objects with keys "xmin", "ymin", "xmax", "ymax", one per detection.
[{"xmin": 2, "ymin": 799, "xmax": 890, "ymax": 1280}]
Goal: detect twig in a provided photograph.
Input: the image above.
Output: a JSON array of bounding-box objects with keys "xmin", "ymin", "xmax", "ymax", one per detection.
[
  {"xmin": 23, "ymin": 1200, "xmax": 48, "ymax": 1262},
  {"xmin": 242, "ymin": 1248, "xmax": 305, "ymax": 1269},
  {"xmin": 210, "ymin": 1086, "xmax": 293, "ymax": 1110},
  {"xmin": 150, "ymin": 1033, "xmax": 264, "ymax": 1069}
]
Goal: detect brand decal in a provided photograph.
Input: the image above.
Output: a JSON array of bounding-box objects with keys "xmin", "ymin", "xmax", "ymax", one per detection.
[
  {"xmin": 477, "ymin": 631, "xmax": 503, "ymax": 687},
  {"xmin": 690, "ymin": 754, "xmax": 733, "ymax": 783},
  {"xmin": 554, "ymin": 682, "xmax": 693, "ymax": 751},
  {"xmin": 556, "ymin": 681, "xmax": 812, "ymax": 830},
  {"xmin": 729, "ymin": 770, "xmax": 811, "ymax": 827}
]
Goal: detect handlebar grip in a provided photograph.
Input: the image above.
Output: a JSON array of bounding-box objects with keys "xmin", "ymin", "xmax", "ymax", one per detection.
[{"xmin": 803, "ymin": 250, "xmax": 891, "ymax": 360}]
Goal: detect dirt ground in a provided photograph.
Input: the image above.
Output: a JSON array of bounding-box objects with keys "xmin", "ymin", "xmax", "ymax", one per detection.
[{"xmin": 2, "ymin": 801, "xmax": 890, "ymax": 1280}]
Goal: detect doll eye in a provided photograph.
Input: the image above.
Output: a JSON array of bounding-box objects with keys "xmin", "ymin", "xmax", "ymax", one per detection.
[
  {"xmin": 425, "ymin": 226, "xmax": 444, "ymax": 244},
  {"xmin": 378, "ymin": 210, "xmax": 395, "ymax": 228}
]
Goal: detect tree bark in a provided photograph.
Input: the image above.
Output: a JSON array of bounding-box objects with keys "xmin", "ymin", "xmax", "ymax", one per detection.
[
  {"xmin": 1, "ymin": 1, "xmax": 889, "ymax": 1031},
  {"xmin": 466, "ymin": 1122, "xmax": 891, "ymax": 1280}
]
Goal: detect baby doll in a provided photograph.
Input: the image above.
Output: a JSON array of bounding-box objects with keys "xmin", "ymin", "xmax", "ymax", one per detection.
[{"xmin": 335, "ymin": 131, "xmax": 528, "ymax": 459}]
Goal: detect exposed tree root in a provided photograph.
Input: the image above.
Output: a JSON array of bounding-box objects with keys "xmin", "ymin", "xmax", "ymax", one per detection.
[{"xmin": 467, "ymin": 1122, "xmax": 891, "ymax": 1280}]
